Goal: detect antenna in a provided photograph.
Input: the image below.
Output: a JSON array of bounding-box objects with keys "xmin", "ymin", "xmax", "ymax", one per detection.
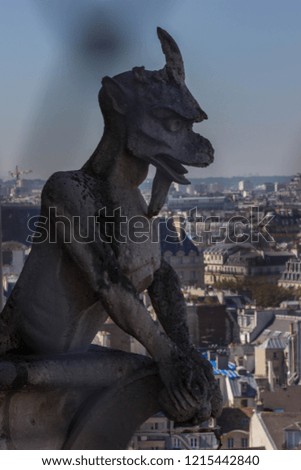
[
  {"xmin": 9, "ymin": 166, "xmax": 33, "ymax": 185},
  {"xmin": 8, "ymin": 166, "xmax": 33, "ymax": 197}
]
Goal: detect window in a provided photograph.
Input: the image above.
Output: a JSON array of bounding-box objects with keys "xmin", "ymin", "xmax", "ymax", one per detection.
[
  {"xmin": 190, "ymin": 437, "xmax": 198, "ymax": 449},
  {"xmin": 227, "ymin": 438, "xmax": 234, "ymax": 449},
  {"xmin": 173, "ymin": 438, "xmax": 181, "ymax": 449},
  {"xmin": 150, "ymin": 422, "xmax": 159, "ymax": 430},
  {"xmin": 241, "ymin": 437, "xmax": 248, "ymax": 448},
  {"xmin": 2, "ymin": 251, "xmax": 13, "ymax": 266},
  {"xmin": 285, "ymin": 430, "xmax": 301, "ymax": 449}
]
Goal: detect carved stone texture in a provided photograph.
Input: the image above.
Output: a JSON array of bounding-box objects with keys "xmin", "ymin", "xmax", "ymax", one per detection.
[
  {"xmin": 0, "ymin": 27, "xmax": 222, "ymax": 449},
  {"xmin": 0, "ymin": 349, "xmax": 160, "ymax": 450}
]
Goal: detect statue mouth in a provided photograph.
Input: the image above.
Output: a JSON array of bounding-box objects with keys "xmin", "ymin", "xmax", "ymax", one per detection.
[
  {"xmin": 148, "ymin": 155, "xmax": 190, "ymax": 184},
  {"xmin": 148, "ymin": 148, "xmax": 214, "ymax": 185}
]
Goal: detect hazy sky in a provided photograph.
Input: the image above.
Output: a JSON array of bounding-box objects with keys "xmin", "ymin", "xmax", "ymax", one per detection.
[{"xmin": 1, "ymin": 0, "xmax": 301, "ymax": 180}]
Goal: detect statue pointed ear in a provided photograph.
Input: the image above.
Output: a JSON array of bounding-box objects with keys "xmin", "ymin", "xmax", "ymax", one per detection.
[{"xmin": 101, "ymin": 76, "xmax": 128, "ymax": 115}]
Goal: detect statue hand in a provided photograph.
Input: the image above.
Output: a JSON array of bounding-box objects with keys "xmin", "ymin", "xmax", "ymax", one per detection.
[
  {"xmin": 188, "ymin": 349, "xmax": 223, "ymax": 421},
  {"xmin": 158, "ymin": 348, "xmax": 222, "ymax": 424}
]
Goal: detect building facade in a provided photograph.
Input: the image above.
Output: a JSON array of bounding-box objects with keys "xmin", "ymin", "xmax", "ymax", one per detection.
[
  {"xmin": 204, "ymin": 243, "xmax": 292, "ymax": 286},
  {"xmin": 278, "ymin": 257, "xmax": 301, "ymax": 289}
]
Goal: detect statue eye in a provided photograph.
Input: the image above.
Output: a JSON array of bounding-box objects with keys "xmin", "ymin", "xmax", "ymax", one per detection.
[{"xmin": 165, "ymin": 118, "xmax": 184, "ymax": 132}]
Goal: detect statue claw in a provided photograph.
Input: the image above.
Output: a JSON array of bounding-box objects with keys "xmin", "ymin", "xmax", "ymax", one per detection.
[{"xmin": 158, "ymin": 350, "xmax": 222, "ymax": 423}]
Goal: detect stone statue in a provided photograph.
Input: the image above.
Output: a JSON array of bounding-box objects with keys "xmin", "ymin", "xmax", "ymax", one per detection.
[{"xmin": 0, "ymin": 28, "xmax": 222, "ymax": 449}]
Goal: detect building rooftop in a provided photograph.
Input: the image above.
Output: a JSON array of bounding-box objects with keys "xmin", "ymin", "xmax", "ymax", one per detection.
[
  {"xmin": 259, "ymin": 412, "xmax": 301, "ymax": 449},
  {"xmin": 204, "ymin": 243, "xmax": 241, "ymax": 255},
  {"xmin": 160, "ymin": 217, "xmax": 199, "ymax": 256},
  {"xmin": 210, "ymin": 360, "xmax": 240, "ymax": 379},
  {"xmin": 229, "ymin": 376, "xmax": 257, "ymax": 398},
  {"xmin": 204, "ymin": 354, "xmax": 255, "ymax": 382},
  {"xmin": 261, "ymin": 387, "xmax": 301, "ymax": 412},
  {"xmin": 217, "ymin": 407, "xmax": 253, "ymax": 434},
  {"xmin": 257, "ymin": 336, "xmax": 288, "ymax": 350},
  {"xmin": 254, "ymin": 314, "xmax": 301, "ymax": 346}
]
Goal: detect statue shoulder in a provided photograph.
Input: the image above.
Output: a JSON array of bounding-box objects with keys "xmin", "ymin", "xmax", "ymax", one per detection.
[{"xmin": 41, "ymin": 170, "xmax": 96, "ymax": 210}]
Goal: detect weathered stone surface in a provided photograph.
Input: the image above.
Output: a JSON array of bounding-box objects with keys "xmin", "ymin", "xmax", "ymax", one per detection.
[
  {"xmin": 0, "ymin": 349, "xmax": 160, "ymax": 449},
  {"xmin": 0, "ymin": 27, "xmax": 222, "ymax": 449}
]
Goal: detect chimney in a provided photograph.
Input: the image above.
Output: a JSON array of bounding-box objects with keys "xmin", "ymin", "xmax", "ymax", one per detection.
[
  {"xmin": 172, "ymin": 215, "xmax": 186, "ymax": 242},
  {"xmin": 267, "ymin": 360, "xmax": 275, "ymax": 392},
  {"xmin": 208, "ymin": 350, "xmax": 216, "ymax": 361},
  {"xmin": 216, "ymin": 351, "xmax": 228, "ymax": 370}
]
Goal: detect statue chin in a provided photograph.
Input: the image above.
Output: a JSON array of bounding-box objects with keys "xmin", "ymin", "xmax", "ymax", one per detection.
[{"xmin": 148, "ymin": 169, "xmax": 173, "ymax": 217}]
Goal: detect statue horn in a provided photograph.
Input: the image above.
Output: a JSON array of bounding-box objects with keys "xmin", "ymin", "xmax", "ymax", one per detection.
[{"xmin": 157, "ymin": 27, "xmax": 185, "ymax": 83}]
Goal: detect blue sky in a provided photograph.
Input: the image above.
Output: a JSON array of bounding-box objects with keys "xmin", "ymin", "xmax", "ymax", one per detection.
[{"xmin": 1, "ymin": 0, "xmax": 301, "ymax": 180}]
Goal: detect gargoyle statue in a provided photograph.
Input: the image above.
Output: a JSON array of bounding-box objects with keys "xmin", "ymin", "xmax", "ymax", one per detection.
[{"xmin": 0, "ymin": 27, "xmax": 222, "ymax": 424}]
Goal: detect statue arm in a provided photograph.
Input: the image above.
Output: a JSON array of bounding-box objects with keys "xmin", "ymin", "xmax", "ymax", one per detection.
[
  {"xmin": 148, "ymin": 259, "xmax": 223, "ymax": 422},
  {"xmin": 148, "ymin": 258, "xmax": 191, "ymax": 352}
]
